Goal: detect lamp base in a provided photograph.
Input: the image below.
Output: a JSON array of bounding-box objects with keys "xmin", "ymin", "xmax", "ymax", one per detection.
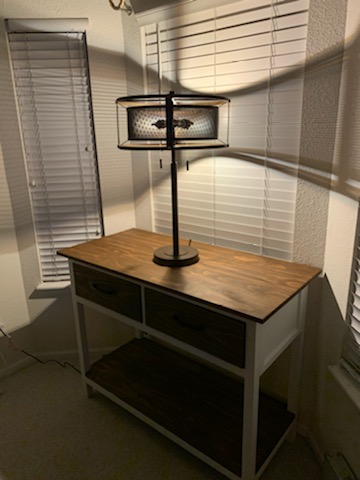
[{"xmin": 153, "ymin": 245, "xmax": 199, "ymax": 267}]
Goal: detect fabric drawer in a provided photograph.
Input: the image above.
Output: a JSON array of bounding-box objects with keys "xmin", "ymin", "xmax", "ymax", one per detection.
[
  {"xmin": 73, "ymin": 263, "xmax": 142, "ymax": 322},
  {"xmin": 145, "ymin": 289, "xmax": 245, "ymax": 367}
]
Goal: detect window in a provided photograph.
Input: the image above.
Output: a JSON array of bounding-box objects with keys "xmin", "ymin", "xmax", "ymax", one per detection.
[
  {"xmin": 342, "ymin": 205, "xmax": 360, "ymax": 382},
  {"xmin": 6, "ymin": 20, "xmax": 103, "ymax": 282},
  {"xmin": 143, "ymin": 0, "xmax": 309, "ymax": 260}
]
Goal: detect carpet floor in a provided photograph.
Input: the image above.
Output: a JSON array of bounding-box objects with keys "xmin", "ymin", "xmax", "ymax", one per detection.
[{"xmin": 0, "ymin": 361, "xmax": 322, "ymax": 480}]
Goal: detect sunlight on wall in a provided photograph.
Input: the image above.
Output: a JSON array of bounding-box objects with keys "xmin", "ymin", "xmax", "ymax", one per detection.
[
  {"xmin": 142, "ymin": 0, "xmax": 308, "ymax": 260},
  {"xmin": 324, "ymin": 0, "xmax": 360, "ymax": 318}
]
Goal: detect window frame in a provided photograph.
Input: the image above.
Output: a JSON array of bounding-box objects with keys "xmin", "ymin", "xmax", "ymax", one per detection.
[
  {"xmin": 6, "ymin": 19, "xmax": 104, "ymax": 282},
  {"xmin": 343, "ymin": 203, "xmax": 360, "ymax": 383}
]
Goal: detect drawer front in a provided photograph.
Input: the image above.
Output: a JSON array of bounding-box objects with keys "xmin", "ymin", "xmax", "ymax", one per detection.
[
  {"xmin": 145, "ymin": 289, "xmax": 246, "ymax": 367},
  {"xmin": 73, "ymin": 263, "xmax": 142, "ymax": 322}
]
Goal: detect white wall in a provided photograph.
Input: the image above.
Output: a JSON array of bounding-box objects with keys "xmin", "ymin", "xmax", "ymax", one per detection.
[
  {"xmin": 295, "ymin": 0, "xmax": 360, "ymax": 474},
  {"xmin": 0, "ymin": 151, "xmax": 29, "ymax": 333},
  {"xmin": 122, "ymin": 11, "xmax": 153, "ymax": 231},
  {"xmin": 319, "ymin": 0, "xmax": 360, "ymax": 472},
  {"xmin": 324, "ymin": 0, "xmax": 360, "ymax": 318},
  {"xmin": 0, "ymin": 0, "xmax": 138, "ymax": 363}
]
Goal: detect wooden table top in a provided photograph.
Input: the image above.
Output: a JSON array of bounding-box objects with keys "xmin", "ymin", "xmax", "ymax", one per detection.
[{"xmin": 58, "ymin": 228, "xmax": 321, "ymax": 323}]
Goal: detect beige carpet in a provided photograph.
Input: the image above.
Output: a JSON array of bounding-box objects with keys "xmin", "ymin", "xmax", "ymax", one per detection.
[{"xmin": 0, "ymin": 361, "xmax": 322, "ymax": 480}]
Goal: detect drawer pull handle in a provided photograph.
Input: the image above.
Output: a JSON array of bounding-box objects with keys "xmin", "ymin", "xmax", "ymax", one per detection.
[
  {"xmin": 91, "ymin": 282, "xmax": 117, "ymax": 295},
  {"xmin": 172, "ymin": 314, "xmax": 205, "ymax": 331}
]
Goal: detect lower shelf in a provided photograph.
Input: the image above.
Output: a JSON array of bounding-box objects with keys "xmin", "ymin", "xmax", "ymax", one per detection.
[{"xmin": 86, "ymin": 338, "xmax": 294, "ymax": 477}]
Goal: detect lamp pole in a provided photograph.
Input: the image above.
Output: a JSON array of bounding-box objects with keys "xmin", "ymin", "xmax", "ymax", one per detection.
[
  {"xmin": 170, "ymin": 152, "xmax": 180, "ymax": 258},
  {"xmin": 166, "ymin": 92, "xmax": 180, "ymax": 258},
  {"xmin": 151, "ymin": 91, "xmax": 199, "ymax": 266}
]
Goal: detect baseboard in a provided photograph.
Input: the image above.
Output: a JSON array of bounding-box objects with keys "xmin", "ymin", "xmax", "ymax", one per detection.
[
  {"xmin": 0, "ymin": 356, "xmax": 34, "ymax": 380},
  {"xmin": 297, "ymin": 422, "xmax": 325, "ymax": 464}
]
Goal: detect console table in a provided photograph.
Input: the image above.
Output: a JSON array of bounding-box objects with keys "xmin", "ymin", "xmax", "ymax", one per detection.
[{"xmin": 59, "ymin": 228, "xmax": 320, "ymax": 480}]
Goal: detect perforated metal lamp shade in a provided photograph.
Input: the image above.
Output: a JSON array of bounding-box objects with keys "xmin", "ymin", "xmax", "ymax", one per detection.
[
  {"xmin": 116, "ymin": 92, "xmax": 229, "ymax": 150},
  {"xmin": 116, "ymin": 92, "xmax": 230, "ymax": 266}
]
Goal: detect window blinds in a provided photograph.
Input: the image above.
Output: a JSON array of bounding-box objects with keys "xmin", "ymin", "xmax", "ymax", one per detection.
[
  {"xmin": 143, "ymin": 0, "xmax": 309, "ymax": 259},
  {"xmin": 7, "ymin": 30, "xmax": 103, "ymax": 282},
  {"xmin": 342, "ymin": 213, "xmax": 360, "ymax": 381}
]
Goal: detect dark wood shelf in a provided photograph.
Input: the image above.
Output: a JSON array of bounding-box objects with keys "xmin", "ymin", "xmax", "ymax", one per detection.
[{"xmin": 87, "ymin": 339, "xmax": 294, "ymax": 476}]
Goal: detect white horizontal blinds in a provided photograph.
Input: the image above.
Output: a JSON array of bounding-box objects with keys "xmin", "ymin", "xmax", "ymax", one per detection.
[
  {"xmin": 144, "ymin": 0, "xmax": 308, "ymax": 257},
  {"xmin": 144, "ymin": 23, "xmax": 162, "ymax": 94},
  {"xmin": 212, "ymin": 158, "xmax": 297, "ymax": 256},
  {"xmin": 145, "ymin": 0, "xmax": 308, "ymax": 94},
  {"xmin": 260, "ymin": 0, "xmax": 306, "ymax": 259},
  {"xmin": 342, "ymin": 219, "xmax": 360, "ymax": 381},
  {"xmin": 8, "ymin": 31, "xmax": 103, "ymax": 281},
  {"xmin": 150, "ymin": 152, "xmax": 218, "ymax": 244},
  {"xmin": 145, "ymin": 19, "xmax": 217, "ymax": 244}
]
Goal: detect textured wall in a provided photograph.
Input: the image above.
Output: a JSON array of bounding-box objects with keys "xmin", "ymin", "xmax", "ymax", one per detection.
[
  {"xmin": 294, "ymin": 0, "xmax": 359, "ymax": 318},
  {"xmin": 294, "ymin": 0, "xmax": 347, "ymax": 268}
]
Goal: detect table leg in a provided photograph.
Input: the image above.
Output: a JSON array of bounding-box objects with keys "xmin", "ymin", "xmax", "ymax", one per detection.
[
  {"xmin": 287, "ymin": 288, "xmax": 308, "ymax": 440},
  {"xmin": 73, "ymin": 299, "xmax": 93, "ymax": 398},
  {"xmin": 241, "ymin": 322, "xmax": 260, "ymax": 480}
]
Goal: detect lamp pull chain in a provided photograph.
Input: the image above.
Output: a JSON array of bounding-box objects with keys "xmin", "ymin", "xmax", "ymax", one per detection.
[{"xmin": 108, "ymin": 0, "xmax": 133, "ymax": 15}]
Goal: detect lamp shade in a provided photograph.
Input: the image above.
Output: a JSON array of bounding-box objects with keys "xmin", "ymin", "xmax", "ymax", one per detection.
[{"xmin": 116, "ymin": 93, "xmax": 229, "ymax": 150}]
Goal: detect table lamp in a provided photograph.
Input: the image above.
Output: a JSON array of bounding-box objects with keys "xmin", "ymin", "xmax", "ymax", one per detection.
[{"xmin": 116, "ymin": 91, "xmax": 230, "ymax": 267}]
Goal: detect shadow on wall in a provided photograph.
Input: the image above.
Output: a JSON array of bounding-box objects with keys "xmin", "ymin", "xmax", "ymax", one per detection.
[
  {"xmin": 28, "ymin": 288, "xmax": 78, "ymax": 354},
  {"xmin": 28, "ymin": 287, "xmax": 135, "ymax": 356},
  {"xmin": 259, "ymin": 275, "xmax": 348, "ymax": 429},
  {"xmin": 301, "ymin": 275, "xmax": 346, "ymax": 426},
  {"xmin": 0, "ymin": 16, "xmax": 37, "ymax": 261},
  {"xmin": 3, "ymin": 20, "xmax": 358, "ymax": 246},
  {"xmin": 116, "ymin": 18, "xmax": 360, "ymax": 208},
  {"xmin": 0, "ymin": 323, "xmax": 36, "ymax": 376},
  {"xmin": 178, "ymin": 29, "xmax": 360, "ymax": 201},
  {"xmin": 0, "ymin": 287, "xmax": 136, "ymax": 373},
  {"xmin": 303, "ymin": 275, "xmax": 360, "ymax": 474}
]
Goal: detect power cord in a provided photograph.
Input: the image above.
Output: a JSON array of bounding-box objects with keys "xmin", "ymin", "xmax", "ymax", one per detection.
[{"xmin": 0, "ymin": 326, "xmax": 80, "ymax": 374}]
